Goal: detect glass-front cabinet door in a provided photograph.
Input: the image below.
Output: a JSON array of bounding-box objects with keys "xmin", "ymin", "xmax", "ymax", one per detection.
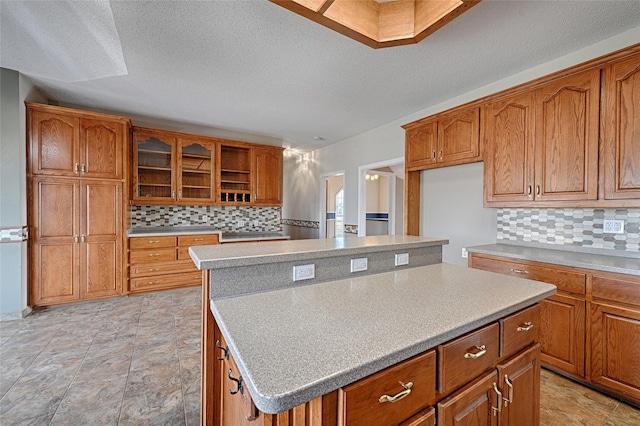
[
  {"xmin": 177, "ymin": 138, "xmax": 214, "ymax": 203},
  {"xmin": 133, "ymin": 130, "xmax": 176, "ymax": 203}
]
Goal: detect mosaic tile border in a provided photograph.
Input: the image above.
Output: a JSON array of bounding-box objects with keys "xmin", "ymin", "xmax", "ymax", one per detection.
[
  {"xmin": 344, "ymin": 224, "xmax": 358, "ymax": 234},
  {"xmin": 131, "ymin": 205, "xmax": 282, "ymax": 233},
  {"xmin": 497, "ymin": 208, "xmax": 640, "ymax": 253},
  {"xmin": 281, "ymin": 219, "xmax": 319, "ymax": 229}
]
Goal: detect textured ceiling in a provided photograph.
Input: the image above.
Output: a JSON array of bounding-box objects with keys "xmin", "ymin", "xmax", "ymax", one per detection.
[{"xmin": 1, "ymin": 1, "xmax": 639, "ymax": 151}]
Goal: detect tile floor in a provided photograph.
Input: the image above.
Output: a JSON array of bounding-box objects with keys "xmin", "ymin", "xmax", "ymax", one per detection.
[{"xmin": 1, "ymin": 287, "xmax": 638, "ymax": 425}]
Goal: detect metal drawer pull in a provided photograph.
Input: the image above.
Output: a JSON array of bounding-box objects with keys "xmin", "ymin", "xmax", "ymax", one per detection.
[
  {"xmin": 378, "ymin": 381, "xmax": 413, "ymax": 403},
  {"xmin": 527, "ymin": 185, "xmax": 532, "ymax": 196},
  {"xmin": 503, "ymin": 375, "xmax": 514, "ymax": 406},
  {"xmin": 148, "ymin": 268, "xmax": 160, "ymax": 272},
  {"xmin": 464, "ymin": 345, "xmax": 486, "ymax": 359},
  {"xmin": 194, "ymin": 238, "xmax": 204, "ymax": 241},
  {"xmin": 517, "ymin": 322, "xmax": 534, "ymax": 332},
  {"xmin": 492, "ymin": 382, "xmax": 502, "ymax": 416},
  {"xmin": 216, "ymin": 339, "xmax": 229, "ymax": 360},
  {"xmin": 510, "ymin": 268, "xmax": 529, "ymax": 275},
  {"xmin": 228, "ymin": 369, "xmax": 243, "ymax": 395},
  {"xmin": 74, "ymin": 163, "xmax": 79, "ymax": 173},
  {"xmin": 148, "ymin": 240, "xmax": 160, "ymax": 243},
  {"xmin": 147, "ymin": 281, "xmax": 160, "ymax": 285},
  {"xmin": 148, "ymin": 253, "xmax": 160, "ymax": 257}
]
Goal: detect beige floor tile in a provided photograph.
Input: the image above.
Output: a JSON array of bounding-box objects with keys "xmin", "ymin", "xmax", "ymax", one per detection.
[{"xmin": 604, "ymin": 402, "xmax": 640, "ymax": 426}]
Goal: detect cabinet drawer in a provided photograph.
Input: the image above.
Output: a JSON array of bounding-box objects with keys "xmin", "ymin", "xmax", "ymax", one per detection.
[
  {"xmin": 129, "ymin": 236, "xmax": 176, "ymax": 250},
  {"xmin": 130, "ymin": 272, "xmax": 202, "ymax": 292},
  {"xmin": 129, "ymin": 260, "xmax": 197, "ymax": 278},
  {"xmin": 470, "ymin": 254, "xmax": 586, "ymax": 295},
  {"xmin": 178, "ymin": 234, "xmax": 219, "ymax": 246},
  {"xmin": 438, "ymin": 322, "xmax": 500, "ymax": 394},
  {"xmin": 179, "ymin": 246, "xmax": 204, "ymax": 260},
  {"xmin": 500, "ymin": 304, "xmax": 540, "ymax": 358},
  {"xmin": 592, "ymin": 273, "xmax": 640, "ymax": 308},
  {"xmin": 339, "ymin": 350, "xmax": 436, "ymax": 426},
  {"xmin": 129, "ymin": 247, "xmax": 176, "ymax": 263}
]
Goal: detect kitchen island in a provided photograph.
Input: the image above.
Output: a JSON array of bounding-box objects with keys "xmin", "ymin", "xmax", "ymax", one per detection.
[{"xmin": 190, "ymin": 236, "xmax": 556, "ymax": 425}]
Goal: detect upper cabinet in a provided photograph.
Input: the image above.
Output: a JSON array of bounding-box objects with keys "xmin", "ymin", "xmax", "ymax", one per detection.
[
  {"xmin": 601, "ymin": 53, "xmax": 640, "ymax": 200},
  {"xmin": 131, "ymin": 126, "xmax": 283, "ymax": 206},
  {"xmin": 30, "ymin": 108, "xmax": 126, "ymax": 179},
  {"xmin": 404, "ymin": 107, "xmax": 480, "ymax": 171}
]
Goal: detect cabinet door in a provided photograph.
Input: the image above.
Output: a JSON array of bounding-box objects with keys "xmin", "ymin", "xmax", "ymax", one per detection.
[
  {"xmin": 497, "ymin": 344, "xmax": 541, "ymax": 426},
  {"xmin": 484, "ymin": 93, "xmax": 535, "ymax": 204},
  {"xmin": 254, "ymin": 148, "xmax": 283, "ymax": 205},
  {"xmin": 80, "ymin": 119, "xmax": 124, "ymax": 180},
  {"xmin": 437, "ymin": 371, "xmax": 499, "ymax": 426},
  {"xmin": 601, "ymin": 53, "xmax": 640, "ymax": 200},
  {"xmin": 534, "ymin": 69, "xmax": 599, "ymax": 201},
  {"xmin": 132, "ymin": 131, "xmax": 176, "ymax": 202},
  {"xmin": 406, "ymin": 122, "xmax": 437, "ymax": 170},
  {"xmin": 30, "ymin": 177, "xmax": 80, "ymax": 305},
  {"xmin": 590, "ymin": 302, "xmax": 640, "ymax": 402},
  {"xmin": 177, "ymin": 138, "xmax": 215, "ymax": 203},
  {"xmin": 539, "ymin": 295, "xmax": 585, "ymax": 377},
  {"xmin": 80, "ymin": 181, "xmax": 122, "ymax": 298},
  {"xmin": 29, "ymin": 110, "xmax": 80, "ymax": 177},
  {"xmin": 437, "ymin": 107, "xmax": 480, "ymax": 164}
]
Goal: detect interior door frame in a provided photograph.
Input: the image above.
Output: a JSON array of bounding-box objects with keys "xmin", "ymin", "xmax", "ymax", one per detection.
[
  {"xmin": 358, "ymin": 158, "xmax": 404, "ymax": 237},
  {"xmin": 319, "ymin": 170, "xmax": 345, "ymax": 239}
]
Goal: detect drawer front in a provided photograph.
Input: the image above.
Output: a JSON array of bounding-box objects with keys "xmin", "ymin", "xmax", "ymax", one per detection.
[
  {"xmin": 438, "ymin": 322, "xmax": 500, "ymax": 394},
  {"xmin": 178, "ymin": 246, "xmax": 199, "ymax": 260},
  {"xmin": 500, "ymin": 304, "xmax": 540, "ymax": 358},
  {"xmin": 129, "ymin": 236, "xmax": 176, "ymax": 250},
  {"xmin": 178, "ymin": 234, "xmax": 219, "ymax": 247},
  {"xmin": 130, "ymin": 272, "xmax": 202, "ymax": 292},
  {"xmin": 339, "ymin": 350, "xmax": 436, "ymax": 426},
  {"xmin": 129, "ymin": 260, "xmax": 197, "ymax": 278},
  {"xmin": 129, "ymin": 247, "xmax": 176, "ymax": 264},
  {"xmin": 470, "ymin": 254, "xmax": 586, "ymax": 295},
  {"xmin": 592, "ymin": 274, "xmax": 640, "ymax": 308}
]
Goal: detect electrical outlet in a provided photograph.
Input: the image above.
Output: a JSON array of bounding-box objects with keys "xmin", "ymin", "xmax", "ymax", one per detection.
[
  {"xmin": 253, "ymin": 220, "xmax": 260, "ymax": 227},
  {"xmin": 350, "ymin": 258, "xmax": 368, "ymax": 273},
  {"xmin": 395, "ymin": 253, "xmax": 409, "ymax": 266},
  {"xmin": 202, "ymin": 215, "xmax": 209, "ymax": 222},
  {"xmin": 237, "ymin": 220, "xmax": 245, "ymax": 228},
  {"xmin": 293, "ymin": 264, "xmax": 315, "ymax": 281},
  {"xmin": 461, "ymin": 248, "xmax": 468, "ymax": 258},
  {"xmin": 603, "ymin": 219, "xmax": 624, "ymax": 234}
]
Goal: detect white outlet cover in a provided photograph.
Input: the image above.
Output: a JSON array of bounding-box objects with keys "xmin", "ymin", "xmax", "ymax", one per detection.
[
  {"xmin": 293, "ymin": 264, "xmax": 315, "ymax": 281},
  {"xmin": 350, "ymin": 258, "xmax": 368, "ymax": 273},
  {"xmin": 395, "ymin": 253, "xmax": 409, "ymax": 266},
  {"xmin": 603, "ymin": 219, "xmax": 625, "ymax": 234}
]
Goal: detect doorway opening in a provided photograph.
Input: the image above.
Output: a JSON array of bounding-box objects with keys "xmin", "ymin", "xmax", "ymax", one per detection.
[
  {"xmin": 320, "ymin": 172, "xmax": 345, "ymax": 239},
  {"xmin": 358, "ymin": 158, "xmax": 404, "ymax": 237}
]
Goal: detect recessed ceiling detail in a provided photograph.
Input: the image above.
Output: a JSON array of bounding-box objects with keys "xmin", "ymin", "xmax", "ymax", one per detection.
[{"xmin": 270, "ymin": 0, "xmax": 481, "ymax": 48}]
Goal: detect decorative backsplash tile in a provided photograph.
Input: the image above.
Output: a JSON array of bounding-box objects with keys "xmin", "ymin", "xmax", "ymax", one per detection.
[
  {"xmin": 497, "ymin": 208, "xmax": 640, "ymax": 253},
  {"xmin": 131, "ymin": 205, "xmax": 282, "ymax": 232},
  {"xmin": 281, "ymin": 219, "xmax": 319, "ymax": 229}
]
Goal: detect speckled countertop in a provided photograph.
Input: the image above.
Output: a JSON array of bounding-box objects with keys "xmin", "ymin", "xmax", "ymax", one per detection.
[
  {"xmin": 212, "ymin": 263, "xmax": 556, "ymax": 414},
  {"xmin": 126, "ymin": 226, "xmax": 290, "ymax": 242},
  {"xmin": 467, "ymin": 243, "xmax": 639, "ymax": 276},
  {"xmin": 191, "ymin": 235, "xmax": 448, "ymax": 269}
]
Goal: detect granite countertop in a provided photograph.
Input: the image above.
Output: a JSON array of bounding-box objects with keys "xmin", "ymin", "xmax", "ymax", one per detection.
[
  {"xmin": 212, "ymin": 263, "xmax": 556, "ymax": 414},
  {"xmin": 190, "ymin": 235, "xmax": 448, "ymax": 270},
  {"xmin": 126, "ymin": 226, "xmax": 290, "ymax": 242},
  {"xmin": 467, "ymin": 243, "xmax": 639, "ymax": 277}
]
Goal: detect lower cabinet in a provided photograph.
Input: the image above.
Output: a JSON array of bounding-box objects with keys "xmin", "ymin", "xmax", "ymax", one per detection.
[{"xmin": 469, "ymin": 252, "xmax": 640, "ymax": 406}]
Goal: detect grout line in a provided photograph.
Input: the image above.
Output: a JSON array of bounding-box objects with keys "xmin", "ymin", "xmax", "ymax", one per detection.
[{"xmin": 116, "ymin": 295, "xmax": 144, "ymax": 425}]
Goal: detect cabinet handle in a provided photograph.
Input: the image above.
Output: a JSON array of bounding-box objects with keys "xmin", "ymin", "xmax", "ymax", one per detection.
[
  {"xmin": 147, "ymin": 281, "xmax": 160, "ymax": 285},
  {"xmin": 148, "ymin": 253, "xmax": 160, "ymax": 257},
  {"xmin": 510, "ymin": 268, "xmax": 529, "ymax": 275},
  {"xmin": 464, "ymin": 345, "xmax": 486, "ymax": 359},
  {"xmin": 74, "ymin": 163, "xmax": 79, "ymax": 174},
  {"xmin": 517, "ymin": 321, "xmax": 534, "ymax": 332},
  {"xmin": 194, "ymin": 238, "xmax": 204, "ymax": 241},
  {"xmin": 439, "ymin": 150, "xmax": 443, "ymax": 159},
  {"xmin": 432, "ymin": 151, "xmax": 436, "ymax": 159},
  {"xmin": 228, "ymin": 369, "xmax": 243, "ymax": 395},
  {"xmin": 535, "ymin": 185, "xmax": 540, "ymax": 196},
  {"xmin": 378, "ymin": 381, "xmax": 413, "ymax": 403},
  {"xmin": 527, "ymin": 185, "xmax": 532, "ymax": 197},
  {"xmin": 492, "ymin": 382, "xmax": 502, "ymax": 416},
  {"xmin": 503, "ymin": 374, "xmax": 514, "ymax": 407},
  {"xmin": 178, "ymin": 190, "xmax": 182, "ymax": 199},
  {"xmin": 81, "ymin": 164, "xmax": 86, "ymax": 174},
  {"xmin": 80, "ymin": 235, "xmax": 85, "ymax": 243},
  {"xmin": 172, "ymin": 191, "xmax": 176, "ymax": 200},
  {"xmin": 74, "ymin": 235, "xmax": 79, "ymax": 243},
  {"xmin": 215, "ymin": 339, "xmax": 229, "ymax": 360},
  {"xmin": 148, "ymin": 240, "xmax": 160, "ymax": 244},
  {"xmin": 148, "ymin": 268, "xmax": 160, "ymax": 272}
]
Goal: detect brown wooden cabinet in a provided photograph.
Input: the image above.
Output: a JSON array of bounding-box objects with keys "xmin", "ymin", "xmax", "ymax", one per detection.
[
  {"xmin": 437, "ymin": 371, "xmax": 499, "ymax": 426},
  {"xmin": 601, "ymin": 53, "xmax": 640, "ymax": 200},
  {"xmin": 404, "ymin": 107, "xmax": 481, "ymax": 171},
  {"xmin": 219, "ymin": 144, "xmax": 252, "ymax": 204},
  {"xmin": 178, "ymin": 138, "xmax": 215, "ymax": 203},
  {"xmin": 132, "ymin": 128, "xmax": 176, "ymax": 203},
  {"xmin": 253, "ymin": 147, "xmax": 283, "ymax": 205},
  {"xmin": 27, "ymin": 103, "xmax": 129, "ymax": 307}
]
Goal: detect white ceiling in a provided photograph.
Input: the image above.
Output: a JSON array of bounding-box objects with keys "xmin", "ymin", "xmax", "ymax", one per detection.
[{"xmin": 2, "ymin": 1, "xmax": 639, "ymax": 151}]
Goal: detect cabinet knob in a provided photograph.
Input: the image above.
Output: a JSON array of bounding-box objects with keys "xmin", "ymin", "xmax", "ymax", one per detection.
[
  {"xmin": 464, "ymin": 345, "xmax": 487, "ymax": 359},
  {"xmin": 378, "ymin": 381, "xmax": 413, "ymax": 404}
]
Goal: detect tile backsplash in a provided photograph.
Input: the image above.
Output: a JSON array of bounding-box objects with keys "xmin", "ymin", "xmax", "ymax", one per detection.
[
  {"xmin": 497, "ymin": 208, "xmax": 640, "ymax": 253},
  {"xmin": 131, "ymin": 205, "xmax": 282, "ymax": 232}
]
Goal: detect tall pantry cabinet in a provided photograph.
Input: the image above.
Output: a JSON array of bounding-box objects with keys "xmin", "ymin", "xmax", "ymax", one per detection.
[{"xmin": 27, "ymin": 103, "xmax": 130, "ymax": 306}]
